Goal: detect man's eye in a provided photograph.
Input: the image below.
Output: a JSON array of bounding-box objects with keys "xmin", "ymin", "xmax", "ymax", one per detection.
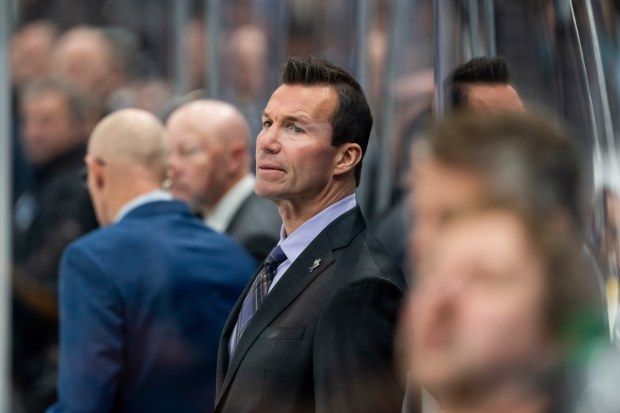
[
  {"xmin": 262, "ymin": 120, "xmax": 272, "ymax": 128},
  {"xmin": 289, "ymin": 125, "xmax": 304, "ymax": 133}
]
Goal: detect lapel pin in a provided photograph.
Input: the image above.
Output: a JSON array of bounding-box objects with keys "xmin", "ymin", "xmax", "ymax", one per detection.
[{"xmin": 309, "ymin": 258, "xmax": 322, "ymax": 273}]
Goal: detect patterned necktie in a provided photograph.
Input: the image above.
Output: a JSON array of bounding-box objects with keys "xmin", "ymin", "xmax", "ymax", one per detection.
[{"xmin": 231, "ymin": 245, "xmax": 287, "ymax": 352}]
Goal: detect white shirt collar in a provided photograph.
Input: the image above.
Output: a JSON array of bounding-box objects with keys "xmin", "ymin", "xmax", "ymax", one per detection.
[
  {"xmin": 114, "ymin": 189, "xmax": 173, "ymax": 223},
  {"xmin": 205, "ymin": 175, "xmax": 255, "ymax": 232}
]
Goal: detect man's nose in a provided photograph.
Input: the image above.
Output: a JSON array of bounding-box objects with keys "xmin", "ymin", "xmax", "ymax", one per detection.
[{"xmin": 256, "ymin": 126, "xmax": 280, "ymax": 154}]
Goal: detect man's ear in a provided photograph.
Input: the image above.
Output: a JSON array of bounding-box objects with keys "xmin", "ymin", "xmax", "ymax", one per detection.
[
  {"xmin": 85, "ymin": 155, "xmax": 105, "ymax": 190},
  {"xmin": 226, "ymin": 142, "xmax": 248, "ymax": 176},
  {"xmin": 334, "ymin": 143, "xmax": 363, "ymax": 177}
]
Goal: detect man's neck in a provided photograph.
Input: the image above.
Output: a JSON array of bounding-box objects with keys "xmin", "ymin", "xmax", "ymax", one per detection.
[
  {"xmin": 109, "ymin": 182, "xmax": 163, "ymax": 221},
  {"xmin": 277, "ymin": 184, "xmax": 355, "ymax": 236}
]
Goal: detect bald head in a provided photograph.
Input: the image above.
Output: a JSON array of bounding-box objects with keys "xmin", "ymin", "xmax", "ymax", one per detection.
[
  {"xmin": 166, "ymin": 100, "xmax": 251, "ymax": 214},
  {"xmin": 87, "ymin": 109, "xmax": 167, "ymax": 225},
  {"xmin": 168, "ymin": 99, "xmax": 250, "ymax": 146},
  {"xmin": 90, "ymin": 108, "xmax": 166, "ymax": 175}
]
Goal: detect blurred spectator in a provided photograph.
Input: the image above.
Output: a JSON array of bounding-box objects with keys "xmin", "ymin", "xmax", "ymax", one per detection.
[
  {"xmin": 227, "ymin": 24, "xmax": 268, "ymax": 104},
  {"xmin": 47, "ymin": 109, "xmax": 256, "ymax": 413},
  {"xmin": 10, "ymin": 20, "xmax": 59, "ymax": 202},
  {"xmin": 367, "ymin": 27, "xmax": 388, "ymax": 113},
  {"xmin": 225, "ymin": 24, "xmax": 270, "ymax": 139},
  {"xmin": 51, "ymin": 25, "xmax": 138, "ymax": 111},
  {"xmin": 167, "ymin": 99, "xmax": 281, "ymax": 262},
  {"xmin": 183, "ymin": 18, "xmax": 207, "ymax": 92},
  {"xmin": 403, "ymin": 204, "xmax": 607, "ymax": 413},
  {"xmin": 12, "ymin": 77, "xmax": 99, "ymax": 412},
  {"xmin": 10, "ymin": 20, "xmax": 58, "ymax": 89}
]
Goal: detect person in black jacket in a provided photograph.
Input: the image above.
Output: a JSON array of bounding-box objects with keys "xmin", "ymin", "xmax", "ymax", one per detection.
[{"xmin": 12, "ymin": 76, "xmax": 99, "ymax": 412}]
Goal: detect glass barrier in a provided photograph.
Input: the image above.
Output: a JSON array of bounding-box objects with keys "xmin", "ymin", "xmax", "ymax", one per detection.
[{"xmin": 4, "ymin": 0, "xmax": 620, "ymax": 411}]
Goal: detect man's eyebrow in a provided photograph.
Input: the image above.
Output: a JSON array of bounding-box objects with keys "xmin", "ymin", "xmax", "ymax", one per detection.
[{"xmin": 261, "ymin": 111, "xmax": 312, "ymax": 124}]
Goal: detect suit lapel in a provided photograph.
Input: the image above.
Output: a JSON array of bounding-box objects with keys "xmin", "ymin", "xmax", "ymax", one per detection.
[
  {"xmin": 215, "ymin": 262, "xmax": 261, "ymax": 391},
  {"xmin": 215, "ymin": 207, "xmax": 367, "ymax": 409},
  {"xmin": 216, "ymin": 232, "xmax": 334, "ymax": 406}
]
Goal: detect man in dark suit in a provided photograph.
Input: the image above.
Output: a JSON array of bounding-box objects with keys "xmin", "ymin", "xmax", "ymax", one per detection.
[
  {"xmin": 215, "ymin": 56, "xmax": 407, "ymax": 413},
  {"xmin": 47, "ymin": 109, "xmax": 256, "ymax": 413},
  {"xmin": 167, "ymin": 100, "xmax": 281, "ymax": 262}
]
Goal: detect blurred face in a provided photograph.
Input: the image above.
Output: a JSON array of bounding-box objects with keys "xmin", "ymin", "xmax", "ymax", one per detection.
[
  {"xmin": 166, "ymin": 116, "xmax": 228, "ymax": 213},
  {"xmin": 10, "ymin": 24, "xmax": 56, "ymax": 87},
  {"xmin": 53, "ymin": 34, "xmax": 116, "ymax": 101},
  {"xmin": 410, "ymin": 156, "xmax": 485, "ymax": 267},
  {"xmin": 407, "ymin": 211, "xmax": 551, "ymax": 399},
  {"xmin": 466, "ymin": 84, "xmax": 525, "ymax": 112},
  {"xmin": 21, "ymin": 90, "xmax": 82, "ymax": 165},
  {"xmin": 255, "ymin": 84, "xmax": 340, "ymax": 205}
]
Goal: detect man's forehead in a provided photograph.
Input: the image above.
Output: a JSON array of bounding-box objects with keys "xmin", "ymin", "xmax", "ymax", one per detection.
[
  {"xmin": 414, "ymin": 158, "xmax": 484, "ymax": 202},
  {"xmin": 436, "ymin": 212, "xmax": 532, "ymax": 266},
  {"xmin": 168, "ymin": 113, "xmax": 219, "ymax": 144},
  {"xmin": 466, "ymin": 84, "xmax": 525, "ymax": 111},
  {"xmin": 264, "ymin": 84, "xmax": 337, "ymax": 119}
]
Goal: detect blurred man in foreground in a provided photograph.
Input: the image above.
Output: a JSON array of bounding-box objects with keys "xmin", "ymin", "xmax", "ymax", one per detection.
[
  {"xmin": 167, "ymin": 99, "xmax": 281, "ymax": 262},
  {"xmin": 409, "ymin": 112, "xmax": 582, "ymax": 269},
  {"xmin": 47, "ymin": 109, "xmax": 255, "ymax": 413},
  {"xmin": 404, "ymin": 204, "xmax": 605, "ymax": 413},
  {"xmin": 404, "ymin": 112, "xmax": 610, "ymax": 413}
]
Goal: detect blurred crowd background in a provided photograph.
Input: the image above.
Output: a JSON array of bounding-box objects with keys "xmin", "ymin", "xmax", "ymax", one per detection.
[{"xmin": 3, "ymin": 0, "xmax": 620, "ymax": 412}]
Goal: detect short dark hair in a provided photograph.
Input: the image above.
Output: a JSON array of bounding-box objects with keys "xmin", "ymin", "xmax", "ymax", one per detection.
[
  {"xmin": 281, "ymin": 56, "xmax": 373, "ymax": 186},
  {"xmin": 447, "ymin": 56, "xmax": 511, "ymax": 110},
  {"xmin": 426, "ymin": 112, "xmax": 583, "ymax": 227}
]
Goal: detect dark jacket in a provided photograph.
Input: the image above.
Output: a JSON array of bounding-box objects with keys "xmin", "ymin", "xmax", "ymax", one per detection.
[{"xmin": 216, "ymin": 206, "xmax": 407, "ymax": 413}]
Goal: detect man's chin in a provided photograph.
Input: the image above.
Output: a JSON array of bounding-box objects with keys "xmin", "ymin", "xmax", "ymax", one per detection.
[
  {"xmin": 254, "ymin": 184, "xmax": 280, "ymax": 201},
  {"xmin": 411, "ymin": 361, "xmax": 473, "ymax": 397}
]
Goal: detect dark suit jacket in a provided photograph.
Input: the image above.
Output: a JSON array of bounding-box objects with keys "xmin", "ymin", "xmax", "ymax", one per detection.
[
  {"xmin": 48, "ymin": 200, "xmax": 256, "ymax": 413},
  {"xmin": 226, "ymin": 192, "xmax": 282, "ymax": 262},
  {"xmin": 215, "ymin": 206, "xmax": 407, "ymax": 413}
]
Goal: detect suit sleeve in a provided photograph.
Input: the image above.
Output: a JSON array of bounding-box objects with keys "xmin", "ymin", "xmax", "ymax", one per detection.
[
  {"xmin": 50, "ymin": 243, "xmax": 125, "ymax": 413},
  {"xmin": 313, "ymin": 277, "xmax": 405, "ymax": 413}
]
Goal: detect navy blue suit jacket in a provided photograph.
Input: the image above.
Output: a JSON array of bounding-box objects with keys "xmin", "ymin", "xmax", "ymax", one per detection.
[{"xmin": 48, "ymin": 200, "xmax": 256, "ymax": 413}]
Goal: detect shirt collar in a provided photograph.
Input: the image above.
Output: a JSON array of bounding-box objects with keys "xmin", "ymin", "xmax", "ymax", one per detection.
[
  {"xmin": 114, "ymin": 189, "xmax": 173, "ymax": 223},
  {"xmin": 278, "ymin": 194, "xmax": 356, "ymax": 266},
  {"xmin": 205, "ymin": 174, "xmax": 255, "ymax": 233}
]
